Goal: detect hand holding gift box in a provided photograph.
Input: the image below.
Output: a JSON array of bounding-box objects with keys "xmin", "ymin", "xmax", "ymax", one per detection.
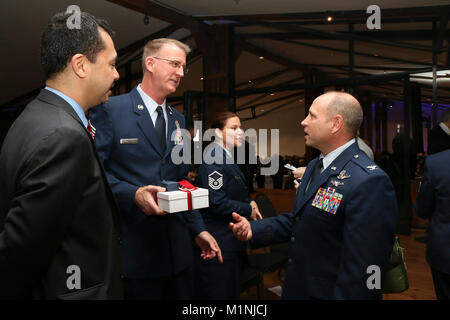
[{"xmin": 157, "ymin": 180, "xmax": 209, "ymax": 213}]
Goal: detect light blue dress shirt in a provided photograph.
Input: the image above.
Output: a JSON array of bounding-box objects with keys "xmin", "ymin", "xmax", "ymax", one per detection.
[{"xmin": 45, "ymin": 86, "xmax": 88, "ymax": 128}]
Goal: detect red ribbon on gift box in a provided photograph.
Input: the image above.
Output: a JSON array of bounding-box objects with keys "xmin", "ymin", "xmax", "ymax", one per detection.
[{"xmin": 178, "ymin": 180, "xmax": 198, "ymax": 210}]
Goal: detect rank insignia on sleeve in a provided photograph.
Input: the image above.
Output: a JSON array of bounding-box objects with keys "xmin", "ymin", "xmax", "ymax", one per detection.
[{"xmin": 208, "ymin": 171, "xmax": 223, "ymax": 190}]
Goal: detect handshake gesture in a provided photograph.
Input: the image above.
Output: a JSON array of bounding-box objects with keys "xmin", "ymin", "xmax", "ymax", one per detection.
[
  {"xmin": 229, "ymin": 212, "xmax": 254, "ymax": 242},
  {"xmin": 229, "ymin": 200, "xmax": 262, "ymax": 241}
]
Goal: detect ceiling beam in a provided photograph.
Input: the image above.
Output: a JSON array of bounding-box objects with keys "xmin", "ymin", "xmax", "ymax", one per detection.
[
  {"xmin": 237, "ymin": 75, "xmax": 304, "ymax": 108},
  {"xmin": 197, "ymin": 5, "xmax": 449, "ymax": 22},
  {"xmin": 236, "ymin": 66, "xmax": 446, "ymax": 96},
  {"xmin": 277, "ymin": 38, "xmax": 435, "ymax": 67},
  {"xmin": 237, "ymin": 92, "xmax": 303, "ymax": 112},
  {"xmin": 236, "ymin": 67, "xmax": 292, "ymax": 88},
  {"xmin": 237, "ymin": 18, "xmax": 432, "ymax": 52},
  {"xmin": 239, "ymin": 30, "xmax": 448, "ymax": 42},
  {"xmin": 107, "ymin": 0, "xmax": 201, "ymax": 30},
  {"xmin": 234, "ymin": 36, "xmax": 313, "ymax": 74}
]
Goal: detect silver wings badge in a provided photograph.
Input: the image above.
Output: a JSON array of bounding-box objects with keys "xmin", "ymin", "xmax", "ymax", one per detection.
[
  {"xmin": 331, "ymin": 180, "xmax": 345, "ymax": 187},
  {"xmin": 337, "ymin": 170, "xmax": 351, "ymax": 180}
]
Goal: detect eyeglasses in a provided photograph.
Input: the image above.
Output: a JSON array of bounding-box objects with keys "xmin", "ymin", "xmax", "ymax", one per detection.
[{"xmin": 152, "ymin": 57, "xmax": 189, "ymax": 74}]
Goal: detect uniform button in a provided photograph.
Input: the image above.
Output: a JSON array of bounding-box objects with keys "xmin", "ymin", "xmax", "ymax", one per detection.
[
  {"xmin": 295, "ymin": 217, "xmax": 300, "ymax": 222},
  {"xmin": 162, "ymin": 159, "xmax": 166, "ymax": 164},
  {"xmin": 120, "ymin": 275, "xmax": 125, "ymax": 280},
  {"xmin": 291, "ymin": 236, "xmax": 295, "ymax": 243},
  {"xmin": 288, "ymin": 258, "xmax": 293, "ymax": 264}
]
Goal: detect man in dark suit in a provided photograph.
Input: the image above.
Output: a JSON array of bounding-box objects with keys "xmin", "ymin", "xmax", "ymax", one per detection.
[
  {"xmin": 0, "ymin": 12, "xmax": 123, "ymax": 299},
  {"xmin": 428, "ymin": 109, "xmax": 450, "ymax": 155},
  {"xmin": 230, "ymin": 92, "xmax": 398, "ymax": 299},
  {"xmin": 89, "ymin": 38, "xmax": 222, "ymax": 299},
  {"xmin": 415, "ymin": 149, "xmax": 450, "ymax": 299}
]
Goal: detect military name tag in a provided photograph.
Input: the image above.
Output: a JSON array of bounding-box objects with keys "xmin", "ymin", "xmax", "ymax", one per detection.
[
  {"xmin": 120, "ymin": 138, "xmax": 139, "ymax": 144},
  {"xmin": 312, "ymin": 187, "xmax": 343, "ymax": 215}
]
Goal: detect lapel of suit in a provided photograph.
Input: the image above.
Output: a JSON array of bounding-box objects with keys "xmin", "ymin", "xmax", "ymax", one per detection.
[
  {"xmin": 292, "ymin": 159, "xmax": 316, "ymax": 213},
  {"xmin": 293, "ymin": 141, "xmax": 360, "ymax": 215},
  {"xmin": 37, "ymin": 89, "xmax": 85, "ymax": 128},
  {"xmin": 37, "ymin": 89, "xmax": 122, "ymax": 234},
  {"xmin": 163, "ymin": 105, "xmax": 177, "ymax": 159},
  {"xmin": 129, "ymin": 88, "xmax": 164, "ymax": 158}
]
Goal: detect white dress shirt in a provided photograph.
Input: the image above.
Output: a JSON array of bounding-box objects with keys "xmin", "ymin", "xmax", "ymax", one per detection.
[{"xmin": 137, "ymin": 84, "xmax": 168, "ymax": 136}]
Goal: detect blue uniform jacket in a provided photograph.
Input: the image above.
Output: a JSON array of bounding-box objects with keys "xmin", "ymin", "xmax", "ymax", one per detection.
[
  {"xmin": 198, "ymin": 144, "xmax": 252, "ymax": 253},
  {"xmin": 415, "ymin": 149, "xmax": 450, "ymax": 274},
  {"xmin": 89, "ymin": 87, "xmax": 205, "ymax": 278},
  {"xmin": 250, "ymin": 142, "xmax": 398, "ymax": 299}
]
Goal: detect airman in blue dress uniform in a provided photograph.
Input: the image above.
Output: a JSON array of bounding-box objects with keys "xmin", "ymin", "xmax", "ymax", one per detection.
[
  {"xmin": 89, "ymin": 38, "xmax": 221, "ymax": 299},
  {"xmin": 416, "ymin": 149, "xmax": 450, "ymax": 299},
  {"xmin": 230, "ymin": 92, "xmax": 398, "ymax": 299},
  {"xmin": 195, "ymin": 112, "xmax": 262, "ymax": 299}
]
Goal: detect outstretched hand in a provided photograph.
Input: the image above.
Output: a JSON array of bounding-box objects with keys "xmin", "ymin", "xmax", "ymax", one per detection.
[
  {"xmin": 249, "ymin": 201, "xmax": 263, "ymax": 221},
  {"xmin": 229, "ymin": 212, "xmax": 253, "ymax": 241}
]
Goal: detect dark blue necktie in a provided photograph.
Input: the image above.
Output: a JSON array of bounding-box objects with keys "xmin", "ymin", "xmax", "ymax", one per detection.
[{"xmin": 155, "ymin": 106, "xmax": 166, "ymax": 152}]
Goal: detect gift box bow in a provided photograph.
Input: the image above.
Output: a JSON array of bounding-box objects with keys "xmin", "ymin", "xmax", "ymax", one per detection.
[{"xmin": 178, "ymin": 180, "xmax": 197, "ymax": 210}]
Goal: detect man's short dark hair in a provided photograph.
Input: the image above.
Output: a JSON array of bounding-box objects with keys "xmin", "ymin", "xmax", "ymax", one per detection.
[{"xmin": 40, "ymin": 11, "xmax": 115, "ymax": 79}]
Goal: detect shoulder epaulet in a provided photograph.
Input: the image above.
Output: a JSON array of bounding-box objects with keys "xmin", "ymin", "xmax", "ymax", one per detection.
[{"xmin": 351, "ymin": 152, "xmax": 380, "ymax": 174}]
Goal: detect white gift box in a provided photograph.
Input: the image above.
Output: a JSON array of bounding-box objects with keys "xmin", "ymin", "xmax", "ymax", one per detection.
[{"xmin": 157, "ymin": 188, "xmax": 209, "ymax": 213}]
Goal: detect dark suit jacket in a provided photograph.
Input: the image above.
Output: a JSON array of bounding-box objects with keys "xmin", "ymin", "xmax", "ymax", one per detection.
[
  {"xmin": 198, "ymin": 144, "xmax": 252, "ymax": 253},
  {"xmin": 0, "ymin": 89, "xmax": 123, "ymax": 299},
  {"xmin": 415, "ymin": 149, "xmax": 450, "ymax": 274},
  {"xmin": 89, "ymin": 87, "xmax": 205, "ymax": 279},
  {"xmin": 428, "ymin": 125, "xmax": 450, "ymax": 155},
  {"xmin": 251, "ymin": 142, "xmax": 398, "ymax": 299}
]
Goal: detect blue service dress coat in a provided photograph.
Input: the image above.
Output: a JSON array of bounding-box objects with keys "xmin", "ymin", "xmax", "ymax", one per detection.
[
  {"xmin": 198, "ymin": 143, "xmax": 253, "ymax": 253},
  {"xmin": 195, "ymin": 143, "xmax": 253, "ymax": 299},
  {"xmin": 250, "ymin": 141, "xmax": 398, "ymax": 300},
  {"xmin": 415, "ymin": 149, "xmax": 450, "ymax": 274},
  {"xmin": 89, "ymin": 87, "xmax": 205, "ymax": 279}
]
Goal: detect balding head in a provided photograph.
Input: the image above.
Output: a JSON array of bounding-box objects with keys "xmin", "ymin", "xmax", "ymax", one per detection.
[
  {"xmin": 320, "ymin": 91, "xmax": 363, "ymax": 137},
  {"xmin": 301, "ymin": 91, "xmax": 364, "ymax": 155}
]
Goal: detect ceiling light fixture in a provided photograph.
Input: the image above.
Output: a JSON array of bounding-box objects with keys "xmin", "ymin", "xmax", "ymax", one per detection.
[
  {"xmin": 327, "ymin": 16, "xmax": 333, "ymax": 22},
  {"xmin": 259, "ymin": 56, "xmax": 264, "ymax": 60}
]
